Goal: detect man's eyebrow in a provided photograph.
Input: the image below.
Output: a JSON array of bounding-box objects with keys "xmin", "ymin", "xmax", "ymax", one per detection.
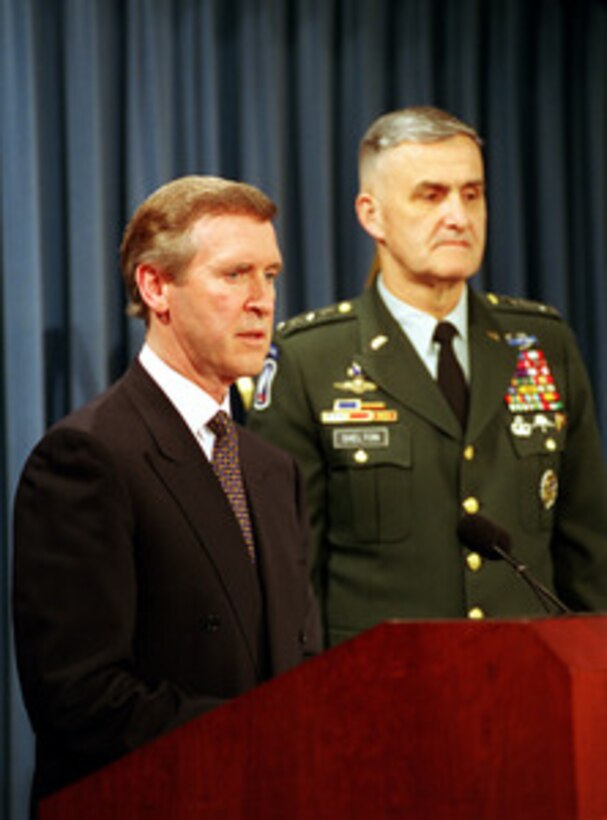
[
  {"xmin": 413, "ymin": 178, "xmax": 485, "ymax": 189},
  {"xmin": 217, "ymin": 260, "xmax": 283, "ymax": 273}
]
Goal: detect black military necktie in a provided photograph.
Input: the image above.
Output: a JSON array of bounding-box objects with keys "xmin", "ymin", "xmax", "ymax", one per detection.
[{"xmin": 433, "ymin": 321, "xmax": 469, "ymax": 428}]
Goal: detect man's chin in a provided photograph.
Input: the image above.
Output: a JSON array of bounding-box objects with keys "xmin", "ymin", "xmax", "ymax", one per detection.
[
  {"xmin": 419, "ymin": 270, "xmax": 476, "ymax": 288},
  {"xmin": 234, "ymin": 352, "xmax": 269, "ymax": 380},
  {"xmin": 431, "ymin": 249, "xmax": 482, "ymax": 279},
  {"xmin": 430, "ymin": 265, "xmax": 479, "ymax": 283}
]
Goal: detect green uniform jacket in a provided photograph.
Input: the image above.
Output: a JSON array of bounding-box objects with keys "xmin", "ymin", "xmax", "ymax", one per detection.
[{"xmin": 248, "ymin": 284, "xmax": 607, "ymax": 647}]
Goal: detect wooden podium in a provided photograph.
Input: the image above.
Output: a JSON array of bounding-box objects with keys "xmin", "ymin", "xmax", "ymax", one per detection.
[{"xmin": 40, "ymin": 617, "xmax": 607, "ymax": 819}]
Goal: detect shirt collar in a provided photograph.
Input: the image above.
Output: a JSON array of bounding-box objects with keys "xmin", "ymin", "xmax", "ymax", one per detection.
[
  {"xmin": 377, "ymin": 274, "xmax": 469, "ymax": 350},
  {"xmin": 138, "ymin": 344, "xmax": 230, "ymax": 438}
]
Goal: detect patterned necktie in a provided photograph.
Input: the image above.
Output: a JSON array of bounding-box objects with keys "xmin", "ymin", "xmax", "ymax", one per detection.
[
  {"xmin": 208, "ymin": 411, "xmax": 256, "ymax": 562},
  {"xmin": 433, "ymin": 321, "xmax": 469, "ymax": 428}
]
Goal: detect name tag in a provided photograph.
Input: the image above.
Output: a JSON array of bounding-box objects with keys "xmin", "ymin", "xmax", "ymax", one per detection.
[{"xmin": 333, "ymin": 427, "xmax": 389, "ymax": 449}]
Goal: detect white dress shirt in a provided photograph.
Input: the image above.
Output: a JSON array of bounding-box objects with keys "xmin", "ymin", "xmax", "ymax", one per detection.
[{"xmin": 138, "ymin": 344, "xmax": 231, "ymax": 460}]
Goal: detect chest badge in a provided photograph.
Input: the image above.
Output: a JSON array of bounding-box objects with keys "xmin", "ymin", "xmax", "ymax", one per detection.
[
  {"xmin": 539, "ymin": 469, "xmax": 559, "ymax": 510},
  {"xmin": 504, "ymin": 339, "xmax": 564, "ymax": 414},
  {"xmin": 320, "ymin": 399, "xmax": 398, "ymax": 424},
  {"xmin": 333, "ymin": 361, "xmax": 377, "ymax": 395}
]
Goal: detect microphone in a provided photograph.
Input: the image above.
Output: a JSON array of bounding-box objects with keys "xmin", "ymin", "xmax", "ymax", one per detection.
[{"xmin": 456, "ymin": 514, "xmax": 572, "ymax": 616}]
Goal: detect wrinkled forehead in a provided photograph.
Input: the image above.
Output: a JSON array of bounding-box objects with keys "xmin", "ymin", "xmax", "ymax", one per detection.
[
  {"xmin": 361, "ymin": 134, "xmax": 484, "ymax": 181},
  {"xmin": 361, "ymin": 135, "xmax": 485, "ymax": 191}
]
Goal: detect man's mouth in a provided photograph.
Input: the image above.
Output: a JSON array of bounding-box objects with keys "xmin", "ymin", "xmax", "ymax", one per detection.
[
  {"xmin": 435, "ymin": 237, "xmax": 472, "ymax": 248},
  {"xmin": 237, "ymin": 329, "xmax": 268, "ymax": 342}
]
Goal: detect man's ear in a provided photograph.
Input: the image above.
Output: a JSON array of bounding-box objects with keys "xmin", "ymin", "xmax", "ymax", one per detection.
[
  {"xmin": 135, "ymin": 264, "xmax": 170, "ymax": 317},
  {"xmin": 355, "ymin": 192, "xmax": 385, "ymax": 241}
]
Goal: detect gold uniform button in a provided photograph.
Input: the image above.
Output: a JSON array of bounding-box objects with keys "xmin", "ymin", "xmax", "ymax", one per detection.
[
  {"xmin": 545, "ymin": 438, "xmax": 557, "ymax": 452},
  {"xmin": 353, "ymin": 449, "xmax": 369, "ymax": 464},
  {"xmin": 466, "ymin": 552, "xmax": 483, "ymax": 572},
  {"xmin": 463, "ymin": 445, "xmax": 475, "ymax": 461},
  {"xmin": 462, "ymin": 497, "xmax": 480, "ymax": 515},
  {"xmin": 468, "ymin": 607, "xmax": 485, "ymax": 620}
]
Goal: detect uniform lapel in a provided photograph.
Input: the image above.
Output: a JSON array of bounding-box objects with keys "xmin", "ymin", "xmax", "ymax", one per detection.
[
  {"xmin": 466, "ymin": 291, "xmax": 519, "ymax": 440},
  {"xmin": 353, "ymin": 286, "xmax": 518, "ymax": 440},
  {"xmin": 355, "ymin": 287, "xmax": 462, "ymax": 437},
  {"xmin": 121, "ymin": 362, "xmax": 263, "ymax": 675}
]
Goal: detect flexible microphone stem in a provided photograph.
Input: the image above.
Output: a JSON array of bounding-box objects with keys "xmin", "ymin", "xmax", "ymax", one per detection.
[{"xmin": 490, "ymin": 543, "xmax": 572, "ymax": 616}]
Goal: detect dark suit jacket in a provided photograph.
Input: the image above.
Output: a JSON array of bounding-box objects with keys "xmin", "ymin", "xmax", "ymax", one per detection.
[
  {"xmin": 13, "ymin": 361, "xmax": 320, "ymax": 803},
  {"xmin": 249, "ymin": 284, "xmax": 607, "ymax": 646}
]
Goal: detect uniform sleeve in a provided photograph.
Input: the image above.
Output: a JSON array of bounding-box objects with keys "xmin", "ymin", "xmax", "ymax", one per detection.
[
  {"xmin": 248, "ymin": 340, "xmax": 330, "ymax": 613},
  {"xmin": 552, "ymin": 325, "xmax": 607, "ymax": 611},
  {"xmin": 12, "ymin": 428, "xmax": 222, "ymax": 772}
]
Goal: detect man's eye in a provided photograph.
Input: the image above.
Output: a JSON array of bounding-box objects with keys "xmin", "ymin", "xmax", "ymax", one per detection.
[
  {"xmin": 463, "ymin": 187, "xmax": 484, "ymax": 202},
  {"xmin": 420, "ymin": 189, "xmax": 443, "ymax": 203}
]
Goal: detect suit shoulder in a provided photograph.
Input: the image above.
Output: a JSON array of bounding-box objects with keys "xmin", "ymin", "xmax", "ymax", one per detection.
[
  {"xmin": 275, "ymin": 299, "xmax": 359, "ymax": 338},
  {"xmin": 481, "ymin": 292, "xmax": 563, "ymax": 321}
]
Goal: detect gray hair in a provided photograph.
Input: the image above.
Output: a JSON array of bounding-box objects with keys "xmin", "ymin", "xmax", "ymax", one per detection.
[{"xmin": 359, "ymin": 106, "xmax": 482, "ymax": 183}]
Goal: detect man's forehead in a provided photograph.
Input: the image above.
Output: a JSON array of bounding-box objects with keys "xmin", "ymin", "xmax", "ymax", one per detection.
[
  {"xmin": 383, "ymin": 135, "xmax": 484, "ymax": 177},
  {"xmin": 188, "ymin": 214, "xmax": 282, "ymax": 267}
]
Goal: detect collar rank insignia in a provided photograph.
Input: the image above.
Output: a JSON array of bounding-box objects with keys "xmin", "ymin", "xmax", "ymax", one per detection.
[
  {"xmin": 505, "ymin": 340, "xmax": 564, "ymax": 414},
  {"xmin": 321, "ymin": 399, "xmax": 398, "ymax": 424},
  {"xmin": 333, "ymin": 361, "xmax": 377, "ymax": 395}
]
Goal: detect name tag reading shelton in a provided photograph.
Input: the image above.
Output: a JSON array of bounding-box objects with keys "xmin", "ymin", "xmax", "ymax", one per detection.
[{"xmin": 333, "ymin": 427, "xmax": 390, "ymax": 449}]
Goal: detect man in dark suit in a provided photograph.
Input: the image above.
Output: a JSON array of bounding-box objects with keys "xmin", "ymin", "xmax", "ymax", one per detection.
[
  {"xmin": 12, "ymin": 175, "xmax": 320, "ymax": 813},
  {"xmin": 248, "ymin": 107, "xmax": 607, "ymax": 647}
]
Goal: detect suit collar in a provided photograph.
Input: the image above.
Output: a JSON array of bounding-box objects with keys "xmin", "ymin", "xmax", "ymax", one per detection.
[
  {"xmin": 120, "ymin": 360, "xmax": 205, "ymax": 463},
  {"xmin": 138, "ymin": 344, "xmax": 230, "ymax": 452}
]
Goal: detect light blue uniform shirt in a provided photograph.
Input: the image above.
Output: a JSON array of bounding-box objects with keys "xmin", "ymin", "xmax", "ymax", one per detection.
[{"xmin": 377, "ymin": 275, "xmax": 470, "ymax": 382}]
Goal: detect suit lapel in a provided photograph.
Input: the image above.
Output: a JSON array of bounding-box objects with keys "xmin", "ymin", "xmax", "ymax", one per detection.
[
  {"xmin": 120, "ymin": 363, "xmax": 264, "ymax": 675},
  {"xmin": 239, "ymin": 430, "xmax": 305, "ymax": 675}
]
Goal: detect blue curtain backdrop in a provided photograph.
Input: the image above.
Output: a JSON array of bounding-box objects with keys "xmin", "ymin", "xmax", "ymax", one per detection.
[{"xmin": 1, "ymin": 0, "xmax": 606, "ymax": 816}]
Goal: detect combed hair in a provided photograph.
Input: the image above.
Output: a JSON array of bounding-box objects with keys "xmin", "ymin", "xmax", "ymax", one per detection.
[
  {"xmin": 120, "ymin": 175, "xmax": 277, "ymax": 320},
  {"xmin": 359, "ymin": 106, "xmax": 482, "ymax": 184}
]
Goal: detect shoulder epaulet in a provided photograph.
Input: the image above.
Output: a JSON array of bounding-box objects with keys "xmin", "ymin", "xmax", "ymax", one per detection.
[
  {"xmin": 275, "ymin": 300, "xmax": 358, "ymax": 337},
  {"xmin": 482, "ymin": 292, "xmax": 562, "ymax": 319}
]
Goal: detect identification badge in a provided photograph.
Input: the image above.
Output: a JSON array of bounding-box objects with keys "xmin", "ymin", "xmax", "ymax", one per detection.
[{"xmin": 333, "ymin": 427, "xmax": 390, "ymax": 449}]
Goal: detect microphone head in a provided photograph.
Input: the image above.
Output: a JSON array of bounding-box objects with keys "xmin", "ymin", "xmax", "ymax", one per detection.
[{"xmin": 456, "ymin": 514, "xmax": 512, "ymax": 559}]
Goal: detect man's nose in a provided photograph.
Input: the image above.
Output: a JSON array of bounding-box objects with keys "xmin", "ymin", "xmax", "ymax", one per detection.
[
  {"xmin": 442, "ymin": 193, "xmax": 470, "ymax": 228},
  {"xmin": 246, "ymin": 273, "xmax": 276, "ymax": 314}
]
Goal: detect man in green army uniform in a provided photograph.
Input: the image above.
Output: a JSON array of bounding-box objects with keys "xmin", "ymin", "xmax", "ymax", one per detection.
[{"xmin": 248, "ymin": 106, "xmax": 607, "ymax": 648}]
